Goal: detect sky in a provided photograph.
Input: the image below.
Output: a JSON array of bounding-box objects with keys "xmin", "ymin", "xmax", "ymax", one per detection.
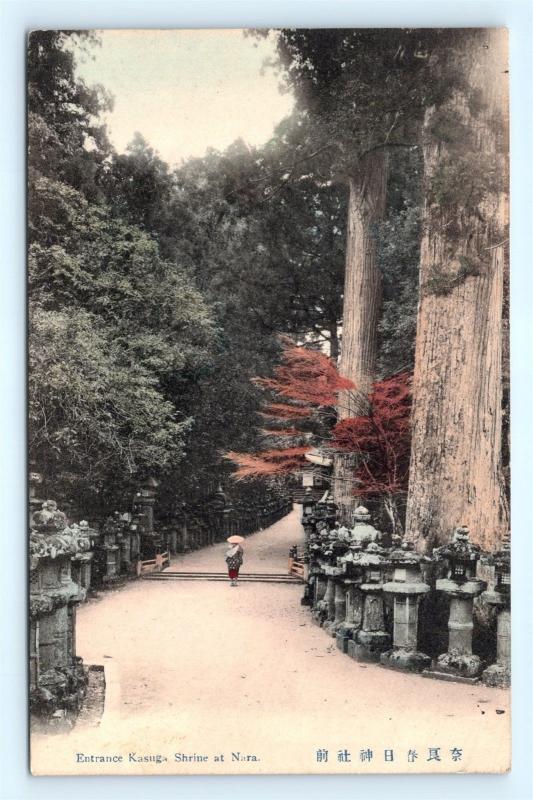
[{"xmin": 74, "ymin": 29, "xmax": 294, "ymax": 166}]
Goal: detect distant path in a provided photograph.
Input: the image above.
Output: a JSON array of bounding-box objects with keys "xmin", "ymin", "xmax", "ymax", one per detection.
[
  {"xmin": 31, "ymin": 507, "xmax": 510, "ymax": 775},
  {"xmin": 166, "ymin": 506, "xmax": 303, "ymax": 575}
]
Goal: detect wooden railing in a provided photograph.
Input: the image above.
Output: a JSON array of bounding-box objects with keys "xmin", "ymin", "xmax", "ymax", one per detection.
[
  {"xmin": 288, "ymin": 555, "xmax": 306, "ymax": 580},
  {"xmin": 136, "ymin": 550, "xmax": 170, "ymax": 577}
]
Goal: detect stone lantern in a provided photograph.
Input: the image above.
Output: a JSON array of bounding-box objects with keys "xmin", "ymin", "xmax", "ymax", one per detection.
[
  {"xmin": 301, "ymin": 487, "xmax": 315, "ymax": 519},
  {"xmin": 335, "ymin": 544, "xmax": 365, "ymax": 653},
  {"xmin": 481, "ymin": 532, "xmax": 511, "ymax": 687},
  {"xmin": 135, "ymin": 476, "xmax": 161, "ymax": 558},
  {"xmin": 211, "ymin": 484, "xmax": 231, "ymax": 544},
  {"xmin": 128, "ymin": 510, "xmax": 143, "ymax": 561},
  {"xmin": 29, "ymin": 468, "xmax": 44, "ymax": 517},
  {"xmin": 112, "ymin": 512, "xmax": 132, "ymax": 572},
  {"xmin": 70, "ymin": 520, "xmax": 95, "ymax": 595},
  {"xmin": 99, "ymin": 514, "xmax": 122, "ymax": 584},
  {"xmin": 424, "ymin": 526, "xmax": 486, "ymax": 682},
  {"xmin": 325, "ymin": 494, "xmax": 338, "ymax": 526},
  {"xmin": 308, "ymin": 532, "xmax": 327, "ymax": 620},
  {"xmin": 380, "ymin": 541, "xmax": 431, "ymax": 672},
  {"xmin": 316, "ymin": 527, "xmax": 348, "ymax": 633},
  {"xmin": 136, "ymin": 476, "xmax": 159, "ymax": 535},
  {"xmin": 350, "ymin": 505, "xmax": 382, "ymax": 547},
  {"xmin": 347, "ymin": 543, "xmax": 391, "ymax": 662},
  {"xmin": 29, "ymin": 497, "xmax": 92, "ymax": 720}
]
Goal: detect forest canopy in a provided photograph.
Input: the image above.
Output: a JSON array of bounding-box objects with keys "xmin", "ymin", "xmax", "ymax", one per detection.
[{"xmin": 28, "ymin": 29, "xmax": 508, "ymax": 550}]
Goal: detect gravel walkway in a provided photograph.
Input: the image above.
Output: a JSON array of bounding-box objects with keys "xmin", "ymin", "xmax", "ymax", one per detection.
[{"xmin": 31, "ymin": 507, "xmax": 510, "ymax": 775}]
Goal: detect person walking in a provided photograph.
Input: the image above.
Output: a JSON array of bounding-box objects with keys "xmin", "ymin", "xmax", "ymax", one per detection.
[{"xmin": 225, "ymin": 535, "xmax": 244, "ymax": 586}]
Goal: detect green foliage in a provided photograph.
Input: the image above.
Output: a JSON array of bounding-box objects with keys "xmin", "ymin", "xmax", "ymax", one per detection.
[
  {"xmin": 29, "ymin": 306, "xmax": 192, "ymax": 514},
  {"xmin": 28, "ymin": 31, "xmax": 113, "ymax": 201},
  {"xmin": 428, "ymin": 102, "xmax": 504, "ymax": 211},
  {"xmin": 422, "ymin": 255, "xmax": 486, "ymax": 297},
  {"xmin": 102, "ymin": 116, "xmax": 349, "ymax": 505},
  {"xmin": 266, "ymin": 29, "xmax": 475, "ymax": 182},
  {"xmin": 28, "ymin": 32, "xmax": 216, "ymax": 513},
  {"xmin": 377, "ymin": 162, "xmax": 422, "ymax": 376},
  {"xmin": 28, "ymin": 28, "xmax": 461, "ymax": 518}
]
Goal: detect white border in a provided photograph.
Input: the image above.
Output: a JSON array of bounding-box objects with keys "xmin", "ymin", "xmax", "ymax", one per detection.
[{"xmin": 1, "ymin": 1, "xmax": 532, "ymax": 798}]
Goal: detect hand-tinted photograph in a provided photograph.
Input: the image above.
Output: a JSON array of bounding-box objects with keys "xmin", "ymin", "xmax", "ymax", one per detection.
[{"xmin": 28, "ymin": 27, "xmax": 510, "ymax": 775}]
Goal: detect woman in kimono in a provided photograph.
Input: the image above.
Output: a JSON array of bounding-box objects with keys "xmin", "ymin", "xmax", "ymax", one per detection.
[{"xmin": 225, "ymin": 541, "xmax": 244, "ymax": 586}]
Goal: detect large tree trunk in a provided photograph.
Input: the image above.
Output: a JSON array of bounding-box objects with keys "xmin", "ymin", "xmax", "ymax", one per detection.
[
  {"xmin": 405, "ymin": 29, "xmax": 509, "ymax": 553},
  {"xmin": 333, "ymin": 151, "xmax": 388, "ymax": 523}
]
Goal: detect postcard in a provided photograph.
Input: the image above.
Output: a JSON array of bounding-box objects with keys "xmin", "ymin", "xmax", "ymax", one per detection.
[{"xmin": 28, "ymin": 27, "xmax": 510, "ymax": 775}]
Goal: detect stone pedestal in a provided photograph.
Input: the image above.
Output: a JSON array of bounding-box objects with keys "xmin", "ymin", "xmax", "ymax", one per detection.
[
  {"xmin": 30, "ymin": 499, "xmax": 93, "ymax": 720},
  {"xmin": 311, "ymin": 573, "xmax": 328, "ymax": 625},
  {"xmin": 129, "ymin": 518, "xmax": 142, "ymax": 562},
  {"xmin": 324, "ymin": 578, "xmax": 346, "ymax": 636},
  {"xmin": 167, "ymin": 525, "xmax": 178, "ymax": 554},
  {"xmin": 318, "ymin": 558, "xmax": 345, "ymax": 631},
  {"xmin": 423, "ymin": 578, "xmax": 486, "ymax": 682},
  {"xmin": 380, "ymin": 545, "xmax": 431, "ymax": 672},
  {"xmin": 380, "ymin": 593, "xmax": 430, "ymax": 672},
  {"xmin": 481, "ymin": 591, "xmax": 511, "ymax": 688},
  {"xmin": 336, "ymin": 582, "xmax": 364, "ymax": 653},
  {"xmin": 322, "ymin": 577, "xmax": 336, "ymax": 629},
  {"xmin": 135, "ymin": 477, "xmax": 160, "ymax": 558},
  {"xmin": 101, "ymin": 516, "xmax": 122, "ymax": 585},
  {"xmin": 422, "ymin": 526, "xmax": 487, "ymax": 683},
  {"xmin": 70, "ymin": 551, "xmax": 93, "ymax": 598},
  {"xmin": 342, "ymin": 546, "xmax": 390, "ymax": 662},
  {"xmin": 348, "ymin": 583, "xmax": 390, "ymax": 662}
]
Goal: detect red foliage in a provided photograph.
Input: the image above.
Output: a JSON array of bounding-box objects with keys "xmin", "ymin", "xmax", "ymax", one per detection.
[
  {"xmin": 254, "ymin": 342, "xmax": 354, "ymax": 407},
  {"xmin": 332, "ymin": 372, "xmax": 412, "ymax": 497},
  {"xmin": 224, "ymin": 448, "xmax": 311, "ymax": 480},
  {"xmin": 226, "ymin": 339, "xmax": 352, "ymax": 481},
  {"xmin": 260, "ymin": 403, "xmax": 316, "ymax": 420}
]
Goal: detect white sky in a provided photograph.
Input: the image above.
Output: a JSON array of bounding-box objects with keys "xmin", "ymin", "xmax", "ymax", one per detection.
[{"xmin": 74, "ymin": 29, "xmax": 294, "ymax": 166}]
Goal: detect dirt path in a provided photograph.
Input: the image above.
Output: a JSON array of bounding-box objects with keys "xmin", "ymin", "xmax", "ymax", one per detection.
[{"xmin": 31, "ymin": 507, "xmax": 510, "ymax": 775}]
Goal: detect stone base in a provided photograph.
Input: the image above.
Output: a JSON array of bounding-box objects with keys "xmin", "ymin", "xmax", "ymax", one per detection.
[
  {"xmin": 321, "ymin": 619, "xmax": 336, "ymax": 636},
  {"xmin": 335, "ymin": 625, "xmax": 358, "ymax": 653},
  {"xmin": 482, "ymin": 662, "xmax": 511, "ymax": 688},
  {"xmin": 422, "ymin": 669, "xmax": 481, "ymax": 685},
  {"xmin": 380, "ymin": 648, "xmax": 431, "ymax": 673},
  {"xmin": 102, "ymin": 573, "xmax": 127, "ymax": 588},
  {"xmin": 311, "ymin": 609, "xmax": 327, "ymax": 626},
  {"xmin": 432, "ymin": 650, "xmax": 484, "ymax": 679},
  {"xmin": 323, "ymin": 620, "xmax": 342, "ymax": 637},
  {"xmin": 347, "ymin": 631, "xmax": 390, "ymax": 663},
  {"xmin": 336, "ymin": 632, "xmax": 349, "ymax": 653},
  {"xmin": 30, "ymin": 660, "xmax": 88, "ymax": 719}
]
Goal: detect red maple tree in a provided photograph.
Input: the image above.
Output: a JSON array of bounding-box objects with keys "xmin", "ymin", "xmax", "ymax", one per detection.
[
  {"xmin": 225, "ymin": 342, "xmax": 412, "ymax": 527},
  {"xmin": 332, "ymin": 371, "xmax": 412, "ymax": 532},
  {"xmin": 225, "ymin": 339, "xmax": 354, "ymax": 480}
]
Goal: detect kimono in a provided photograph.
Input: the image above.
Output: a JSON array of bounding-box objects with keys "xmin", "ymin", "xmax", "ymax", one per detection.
[{"xmin": 225, "ymin": 544, "xmax": 243, "ymax": 579}]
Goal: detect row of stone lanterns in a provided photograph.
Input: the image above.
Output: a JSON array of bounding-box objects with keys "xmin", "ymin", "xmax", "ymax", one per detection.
[{"xmin": 302, "ymin": 497, "xmax": 510, "ymax": 687}]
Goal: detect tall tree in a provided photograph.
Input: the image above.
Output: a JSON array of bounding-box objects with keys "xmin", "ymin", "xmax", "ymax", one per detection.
[
  {"xmin": 271, "ymin": 29, "xmax": 452, "ymax": 521},
  {"xmin": 405, "ymin": 29, "xmax": 509, "ymax": 553},
  {"xmin": 28, "ymin": 31, "xmax": 112, "ymax": 201}
]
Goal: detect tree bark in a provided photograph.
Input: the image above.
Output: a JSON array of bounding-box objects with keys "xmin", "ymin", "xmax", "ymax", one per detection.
[
  {"xmin": 333, "ymin": 151, "xmax": 388, "ymax": 523},
  {"xmin": 328, "ymin": 321, "xmax": 340, "ymax": 364},
  {"xmin": 405, "ymin": 29, "xmax": 509, "ymax": 553},
  {"xmin": 383, "ymin": 494, "xmax": 404, "ymax": 538}
]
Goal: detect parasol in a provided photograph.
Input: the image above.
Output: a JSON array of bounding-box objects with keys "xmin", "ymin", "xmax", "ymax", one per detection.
[{"xmin": 226, "ymin": 535, "xmax": 244, "ymax": 544}]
